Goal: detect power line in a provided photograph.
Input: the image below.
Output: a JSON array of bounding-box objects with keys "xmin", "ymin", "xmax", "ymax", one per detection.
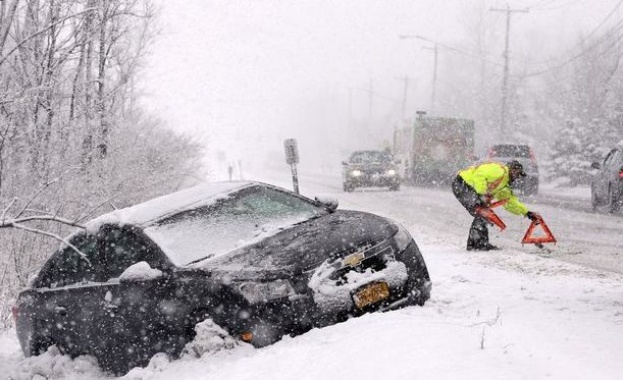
[
  {"xmin": 528, "ymin": 0, "xmax": 587, "ymax": 11},
  {"xmin": 401, "ymin": 34, "xmax": 506, "ymax": 114},
  {"xmin": 490, "ymin": 5, "xmax": 529, "ymax": 134},
  {"xmin": 528, "ymin": 0, "xmax": 559, "ymax": 8},
  {"xmin": 400, "ymin": 35, "xmax": 505, "ymax": 68},
  {"xmin": 521, "ymin": 18, "xmax": 623, "ymax": 77},
  {"xmin": 521, "ymin": 0, "xmax": 623, "ymax": 67}
]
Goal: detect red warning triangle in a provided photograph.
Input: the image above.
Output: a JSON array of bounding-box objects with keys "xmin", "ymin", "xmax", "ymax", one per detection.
[
  {"xmin": 475, "ymin": 206, "xmax": 506, "ymax": 231},
  {"xmin": 522, "ymin": 217, "xmax": 557, "ymax": 245}
]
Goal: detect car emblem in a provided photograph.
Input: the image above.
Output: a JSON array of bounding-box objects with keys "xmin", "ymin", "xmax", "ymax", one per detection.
[{"xmin": 343, "ymin": 251, "xmax": 365, "ymax": 267}]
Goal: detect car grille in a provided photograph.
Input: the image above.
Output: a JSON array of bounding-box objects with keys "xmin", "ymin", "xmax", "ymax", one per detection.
[
  {"xmin": 362, "ymin": 168, "xmax": 386, "ymax": 175},
  {"xmin": 331, "ymin": 245, "xmax": 393, "ymax": 285}
]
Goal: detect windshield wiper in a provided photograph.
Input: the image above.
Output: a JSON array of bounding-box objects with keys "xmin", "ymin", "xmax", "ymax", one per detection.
[
  {"xmin": 186, "ymin": 253, "xmax": 215, "ymax": 266},
  {"xmin": 292, "ymin": 214, "xmax": 325, "ymax": 226}
]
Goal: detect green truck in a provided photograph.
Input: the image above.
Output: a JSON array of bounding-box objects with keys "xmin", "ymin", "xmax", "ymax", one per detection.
[{"xmin": 393, "ymin": 113, "xmax": 475, "ymax": 185}]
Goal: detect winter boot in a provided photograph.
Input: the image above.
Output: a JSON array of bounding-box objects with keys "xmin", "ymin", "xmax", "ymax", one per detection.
[{"xmin": 466, "ymin": 217, "xmax": 491, "ymax": 251}]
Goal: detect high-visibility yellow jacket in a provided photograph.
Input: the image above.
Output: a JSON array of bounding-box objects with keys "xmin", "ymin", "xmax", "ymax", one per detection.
[{"xmin": 458, "ymin": 162, "xmax": 528, "ymax": 216}]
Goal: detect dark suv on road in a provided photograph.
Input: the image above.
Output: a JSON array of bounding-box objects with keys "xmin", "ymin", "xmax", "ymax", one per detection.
[
  {"xmin": 487, "ymin": 144, "xmax": 539, "ymax": 196},
  {"xmin": 342, "ymin": 150, "xmax": 401, "ymax": 192},
  {"xmin": 591, "ymin": 144, "xmax": 623, "ymax": 213}
]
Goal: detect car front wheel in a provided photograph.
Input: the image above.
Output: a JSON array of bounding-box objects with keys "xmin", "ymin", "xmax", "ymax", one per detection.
[
  {"xmin": 27, "ymin": 334, "xmax": 56, "ymax": 357},
  {"xmin": 245, "ymin": 317, "xmax": 284, "ymax": 348}
]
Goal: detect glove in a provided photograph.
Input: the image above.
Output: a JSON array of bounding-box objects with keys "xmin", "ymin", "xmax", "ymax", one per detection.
[{"xmin": 526, "ymin": 211, "xmax": 539, "ymax": 221}]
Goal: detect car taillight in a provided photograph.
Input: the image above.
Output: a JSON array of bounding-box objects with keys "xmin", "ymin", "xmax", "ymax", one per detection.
[{"xmin": 11, "ymin": 305, "xmax": 18, "ymax": 321}]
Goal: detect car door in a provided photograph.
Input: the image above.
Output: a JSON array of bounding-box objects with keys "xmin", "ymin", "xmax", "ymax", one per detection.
[
  {"xmin": 595, "ymin": 149, "xmax": 616, "ymax": 199},
  {"xmin": 30, "ymin": 232, "xmax": 106, "ymax": 356},
  {"xmin": 606, "ymin": 149, "xmax": 622, "ymax": 191},
  {"xmin": 94, "ymin": 225, "xmax": 181, "ymax": 371}
]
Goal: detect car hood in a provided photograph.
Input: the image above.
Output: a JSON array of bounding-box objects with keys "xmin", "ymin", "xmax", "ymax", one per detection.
[{"xmin": 192, "ymin": 210, "xmax": 398, "ymax": 280}]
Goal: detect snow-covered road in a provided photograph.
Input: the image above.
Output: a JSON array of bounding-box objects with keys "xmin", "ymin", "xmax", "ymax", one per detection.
[
  {"xmin": 2, "ymin": 174, "xmax": 622, "ymax": 380},
  {"xmin": 290, "ymin": 172, "xmax": 623, "ymax": 275}
]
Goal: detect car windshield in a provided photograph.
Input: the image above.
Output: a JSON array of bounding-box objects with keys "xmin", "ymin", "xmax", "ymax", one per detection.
[
  {"xmin": 349, "ymin": 151, "xmax": 392, "ymax": 164},
  {"xmin": 143, "ymin": 185, "xmax": 328, "ymax": 266},
  {"xmin": 489, "ymin": 145, "xmax": 531, "ymax": 158}
]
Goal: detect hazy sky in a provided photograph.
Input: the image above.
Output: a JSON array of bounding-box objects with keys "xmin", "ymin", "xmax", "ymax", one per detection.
[{"xmin": 140, "ymin": 0, "xmax": 621, "ymax": 179}]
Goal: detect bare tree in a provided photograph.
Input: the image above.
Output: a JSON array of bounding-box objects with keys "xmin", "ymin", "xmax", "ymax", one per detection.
[{"xmin": 0, "ymin": 0, "xmax": 205, "ymax": 328}]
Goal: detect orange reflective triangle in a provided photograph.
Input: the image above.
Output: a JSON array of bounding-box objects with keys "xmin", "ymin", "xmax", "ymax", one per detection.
[
  {"xmin": 475, "ymin": 207, "xmax": 506, "ymax": 231},
  {"xmin": 522, "ymin": 217, "xmax": 557, "ymax": 245}
]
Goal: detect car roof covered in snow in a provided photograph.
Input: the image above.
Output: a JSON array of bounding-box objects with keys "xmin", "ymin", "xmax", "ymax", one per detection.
[{"xmin": 85, "ymin": 181, "xmax": 257, "ymax": 231}]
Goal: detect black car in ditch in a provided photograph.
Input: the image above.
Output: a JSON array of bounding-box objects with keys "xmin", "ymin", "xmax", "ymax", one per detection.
[
  {"xmin": 591, "ymin": 143, "xmax": 623, "ymax": 213},
  {"xmin": 342, "ymin": 150, "xmax": 401, "ymax": 192},
  {"xmin": 13, "ymin": 181, "xmax": 431, "ymax": 374}
]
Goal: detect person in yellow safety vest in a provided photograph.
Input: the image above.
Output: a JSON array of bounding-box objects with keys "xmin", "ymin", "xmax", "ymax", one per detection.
[{"xmin": 451, "ymin": 160, "xmax": 539, "ymax": 251}]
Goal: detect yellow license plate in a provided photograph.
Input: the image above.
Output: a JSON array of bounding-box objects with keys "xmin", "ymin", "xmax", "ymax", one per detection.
[{"xmin": 353, "ymin": 282, "xmax": 390, "ymax": 309}]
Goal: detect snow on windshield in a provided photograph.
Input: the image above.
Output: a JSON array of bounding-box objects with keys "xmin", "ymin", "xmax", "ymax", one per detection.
[
  {"xmin": 84, "ymin": 182, "xmax": 254, "ymax": 233},
  {"xmin": 144, "ymin": 186, "xmax": 326, "ymax": 266}
]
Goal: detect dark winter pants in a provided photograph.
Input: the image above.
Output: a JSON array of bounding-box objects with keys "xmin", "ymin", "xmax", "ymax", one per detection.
[{"xmin": 451, "ymin": 176, "xmax": 490, "ymax": 250}]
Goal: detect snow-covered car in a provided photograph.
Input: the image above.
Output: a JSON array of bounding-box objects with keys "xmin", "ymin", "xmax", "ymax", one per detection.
[
  {"xmin": 12, "ymin": 181, "xmax": 431, "ymax": 374},
  {"xmin": 487, "ymin": 144, "xmax": 539, "ymax": 195},
  {"xmin": 591, "ymin": 143, "xmax": 623, "ymax": 213},
  {"xmin": 342, "ymin": 150, "xmax": 401, "ymax": 192}
]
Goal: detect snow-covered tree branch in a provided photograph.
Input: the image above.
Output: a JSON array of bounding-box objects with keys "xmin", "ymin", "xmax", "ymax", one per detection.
[
  {"xmin": 0, "ymin": 215, "xmax": 86, "ymax": 230},
  {"xmin": 0, "ymin": 0, "xmax": 206, "ymax": 329}
]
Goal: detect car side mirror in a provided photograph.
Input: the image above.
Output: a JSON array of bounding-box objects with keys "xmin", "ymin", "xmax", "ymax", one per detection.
[
  {"xmin": 27, "ymin": 274, "xmax": 39, "ymax": 289},
  {"xmin": 591, "ymin": 162, "xmax": 601, "ymax": 169},
  {"xmin": 314, "ymin": 196, "xmax": 338, "ymax": 211}
]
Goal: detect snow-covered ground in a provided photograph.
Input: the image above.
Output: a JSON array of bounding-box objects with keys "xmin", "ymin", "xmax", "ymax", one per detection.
[{"xmin": 2, "ymin": 173, "xmax": 622, "ymax": 380}]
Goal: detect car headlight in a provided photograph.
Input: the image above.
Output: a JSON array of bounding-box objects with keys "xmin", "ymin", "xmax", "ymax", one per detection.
[
  {"xmin": 238, "ymin": 280, "xmax": 296, "ymax": 304},
  {"xmin": 392, "ymin": 225, "xmax": 414, "ymax": 251},
  {"xmin": 350, "ymin": 170, "xmax": 362, "ymax": 177},
  {"xmin": 386, "ymin": 169, "xmax": 396, "ymax": 176}
]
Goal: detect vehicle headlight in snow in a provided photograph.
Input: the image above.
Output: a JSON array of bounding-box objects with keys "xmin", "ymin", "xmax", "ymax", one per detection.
[
  {"xmin": 392, "ymin": 225, "xmax": 413, "ymax": 252},
  {"xmin": 350, "ymin": 170, "xmax": 362, "ymax": 177},
  {"xmin": 386, "ymin": 169, "xmax": 397, "ymax": 176},
  {"xmin": 238, "ymin": 280, "xmax": 296, "ymax": 304}
]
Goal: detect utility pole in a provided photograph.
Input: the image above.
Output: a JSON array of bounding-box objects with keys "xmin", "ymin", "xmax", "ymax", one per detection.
[
  {"xmin": 348, "ymin": 87, "xmax": 353, "ymax": 129},
  {"xmin": 348, "ymin": 83, "xmax": 399, "ymax": 134},
  {"xmin": 422, "ymin": 44, "xmax": 438, "ymax": 114},
  {"xmin": 490, "ymin": 5, "xmax": 528, "ymax": 135},
  {"xmin": 368, "ymin": 78, "xmax": 373, "ymax": 121},
  {"xmin": 395, "ymin": 76, "xmax": 417, "ymax": 120},
  {"xmin": 399, "ymin": 35, "xmax": 438, "ymax": 114},
  {"xmin": 401, "ymin": 76, "xmax": 409, "ymax": 120}
]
